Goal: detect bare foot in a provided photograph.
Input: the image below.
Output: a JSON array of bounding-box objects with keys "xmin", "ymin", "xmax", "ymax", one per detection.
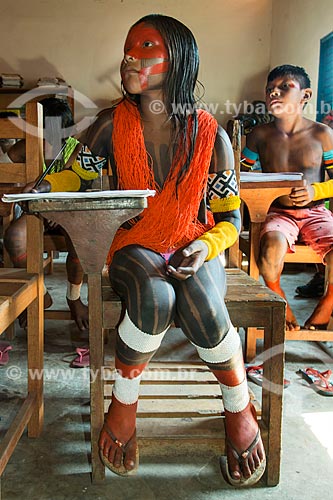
[
  {"xmin": 19, "ymin": 291, "xmax": 53, "ymax": 328},
  {"xmin": 285, "ymin": 302, "xmax": 300, "ymax": 331},
  {"xmin": 67, "ymin": 298, "xmax": 89, "ymax": 331},
  {"xmin": 304, "ymin": 294, "xmax": 333, "ymax": 329},
  {"xmin": 222, "ymin": 402, "xmax": 265, "ymax": 483},
  {"xmin": 265, "ymin": 280, "xmax": 300, "ymax": 331},
  {"xmin": 98, "ymin": 395, "xmax": 138, "ymax": 474}
]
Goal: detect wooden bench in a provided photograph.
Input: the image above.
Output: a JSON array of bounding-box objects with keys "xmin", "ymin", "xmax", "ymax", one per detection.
[
  {"xmin": 99, "ymin": 268, "xmax": 286, "ymax": 486},
  {"xmin": 26, "ymin": 194, "xmax": 286, "ymax": 487}
]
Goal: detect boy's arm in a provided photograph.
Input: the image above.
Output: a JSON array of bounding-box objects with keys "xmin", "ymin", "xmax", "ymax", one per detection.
[
  {"xmin": 311, "ymin": 125, "xmax": 333, "ymax": 200},
  {"xmin": 240, "ymin": 129, "xmax": 259, "ymax": 171}
]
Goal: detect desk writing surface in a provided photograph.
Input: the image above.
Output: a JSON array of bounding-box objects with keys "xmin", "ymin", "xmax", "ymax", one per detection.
[
  {"xmin": 23, "ymin": 191, "xmax": 154, "ymax": 274},
  {"xmin": 2, "ymin": 189, "xmax": 155, "ymax": 204},
  {"xmin": 240, "ymin": 171, "xmax": 303, "ymax": 183},
  {"xmin": 239, "ymin": 178, "xmax": 305, "ymax": 280},
  {"xmin": 240, "ymin": 178, "xmax": 305, "ymax": 222}
]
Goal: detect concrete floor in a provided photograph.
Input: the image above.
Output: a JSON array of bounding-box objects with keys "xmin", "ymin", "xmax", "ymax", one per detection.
[{"xmin": 1, "ymin": 257, "xmax": 333, "ymax": 499}]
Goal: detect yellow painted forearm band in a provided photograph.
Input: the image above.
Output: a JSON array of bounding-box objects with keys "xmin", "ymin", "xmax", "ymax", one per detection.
[
  {"xmin": 198, "ymin": 221, "xmax": 239, "ymax": 261},
  {"xmin": 210, "ymin": 195, "xmax": 241, "ymax": 213},
  {"xmin": 72, "ymin": 160, "xmax": 99, "ymax": 181},
  {"xmin": 44, "ymin": 170, "xmax": 81, "ymax": 192},
  {"xmin": 312, "ymin": 180, "xmax": 333, "ymax": 201}
]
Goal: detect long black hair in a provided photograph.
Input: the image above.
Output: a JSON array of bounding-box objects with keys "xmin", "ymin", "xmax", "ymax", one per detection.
[{"xmin": 126, "ymin": 14, "xmax": 202, "ymax": 182}]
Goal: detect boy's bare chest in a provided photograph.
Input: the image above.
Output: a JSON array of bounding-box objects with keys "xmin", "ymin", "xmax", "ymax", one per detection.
[{"xmin": 259, "ymin": 132, "xmax": 323, "ymax": 173}]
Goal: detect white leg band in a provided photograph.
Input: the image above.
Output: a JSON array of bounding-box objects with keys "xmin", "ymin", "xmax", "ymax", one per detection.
[
  {"xmin": 66, "ymin": 282, "xmax": 82, "ymax": 301},
  {"xmin": 219, "ymin": 378, "xmax": 250, "ymax": 413},
  {"xmin": 193, "ymin": 325, "xmax": 241, "ymax": 364},
  {"xmin": 118, "ymin": 310, "xmax": 169, "ymax": 353},
  {"xmin": 112, "ymin": 372, "xmax": 142, "ymax": 405}
]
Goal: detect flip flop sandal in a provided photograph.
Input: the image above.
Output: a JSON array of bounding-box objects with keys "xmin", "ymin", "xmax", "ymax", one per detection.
[
  {"xmin": 297, "ymin": 368, "xmax": 333, "ymax": 396},
  {"xmin": 246, "ymin": 364, "xmax": 290, "ymax": 389},
  {"xmin": 66, "ymin": 347, "xmax": 90, "ymax": 368},
  {"xmin": 99, "ymin": 426, "xmax": 139, "ymax": 477},
  {"xmin": 220, "ymin": 428, "xmax": 266, "ymax": 487},
  {"xmin": 0, "ymin": 342, "xmax": 12, "ymax": 366}
]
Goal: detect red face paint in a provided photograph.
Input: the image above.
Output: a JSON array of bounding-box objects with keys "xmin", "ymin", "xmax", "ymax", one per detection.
[{"xmin": 121, "ymin": 23, "xmax": 169, "ymax": 90}]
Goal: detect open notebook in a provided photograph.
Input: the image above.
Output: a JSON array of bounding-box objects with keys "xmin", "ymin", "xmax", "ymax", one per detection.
[
  {"xmin": 240, "ymin": 172, "xmax": 303, "ymax": 182},
  {"xmin": 1, "ymin": 189, "xmax": 156, "ymax": 203}
]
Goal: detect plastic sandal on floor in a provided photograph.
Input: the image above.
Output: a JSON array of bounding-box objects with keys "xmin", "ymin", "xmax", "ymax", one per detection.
[
  {"xmin": 246, "ymin": 364, "xmax": 290, "ymax": 389},
  {"xmin": 0, "ymin": 342, "xmax": 12, "ymax": 366},
  {"xmin": 297, "ymin": 367, "xmax": 333, "ymax": 396}
]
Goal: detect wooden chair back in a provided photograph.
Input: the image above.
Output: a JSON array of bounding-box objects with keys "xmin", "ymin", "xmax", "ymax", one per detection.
[
  {"xmin": 0, "ymin": 105, "xmax": 44, "ymax": 265},
  {"xmin": 0, "ymin": 102, "xmax": 44, "ymax": 477}
]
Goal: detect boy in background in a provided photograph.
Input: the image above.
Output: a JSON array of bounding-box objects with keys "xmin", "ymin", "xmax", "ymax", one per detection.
[{"xmin": 242, "ymin": 65, "xmax": 333, "ymax": 330}]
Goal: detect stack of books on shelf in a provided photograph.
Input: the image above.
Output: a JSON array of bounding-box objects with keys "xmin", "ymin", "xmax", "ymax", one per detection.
[
  {"xmin": 0, "ymin": 73, "xmax": 24, "ymax": 88},
  {"xmin": 37, "ymin": 77, "xmax": 68, "ymax": 87}
]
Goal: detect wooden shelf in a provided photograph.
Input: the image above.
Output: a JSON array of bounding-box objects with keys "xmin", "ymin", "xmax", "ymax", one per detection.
[{"xmin": 0, "ymin": 86, "xmax": 74, "ymax": 116}]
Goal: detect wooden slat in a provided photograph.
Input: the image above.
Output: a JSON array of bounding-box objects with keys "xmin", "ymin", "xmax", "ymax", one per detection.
[
  {"xmin": 44, "ymin": 309, "xmax": 72, "ymax": 321},
  {"xmin": 136, "ymin": 419, "xmax": 267, "ymax": 456},
  {"xmin": 137, "ymin": 417, "xmax": 226, "ymax": 455},
  {"xmin": 105, "ymin": 397, "xmax": 223, "ymax": 418},
  {"xmin": 0, "ymin": 118, "xmax": 25, "ymax": 138},
  {"xmin": 284, "ymin": 246, "xmax": 321, "ymax": 263},
  {"xmin": 0, "ymin": 278, "xmax": 38, "ymax": 333},
  {"xmin": 104, "ymin": 392, "xmax": 260, "ymax": 417},
  {"xmin": 252, "ymin": 327, "xmax": 333, "ymax": 341},
  {"xmin": 103, "ymin": 363, "xmax": 261, "ymax": 418},
  {"xmin": 0, "ymin": 163, "xmax": 27, "ymax": 183},
  {"xmin": 0, "ymin": 394, "xmax": 35, "ymax": 475},
  {"xmin": 105, "ymin": 382, "xmax": 222, "ymax": 397}
]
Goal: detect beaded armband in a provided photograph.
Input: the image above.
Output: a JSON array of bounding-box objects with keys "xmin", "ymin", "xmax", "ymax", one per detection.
[
  {"xmin": 71, "ymin": 144, "xmax": 107, "ymax": 181},
  {"xmin": 45, "ymin": 169, "xmax": 81, "ymax": 192},
  {"xmin": 312, "ymin": 179, "xmax": 333, "ymax": 201},
  {"xmin": 323, "ymin": 149, "xmax": 333, "ymax": 170},
  {"xmin": 241, "ymin": 146, "xmax": 259, "ymax": 170},
  {"xmin": 207, "ymin": 170, "xmax": 241, "ymax": 213},
  {"xmin": 312, "ymin": 150, "xmax": 333, "ymax": 200},
  {"xmin": 198, "ymin": 221, "xmax": 239, "ymax": 260}
]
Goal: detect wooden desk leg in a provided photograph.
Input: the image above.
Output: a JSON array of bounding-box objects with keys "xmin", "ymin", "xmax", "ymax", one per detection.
[
  {"xmin": 27, "ymin": 215, "xmax": 44, "ymax": 438},
  {"xmin": 244, "ymin": 328, "xmax": 258, "ymax": 362},
  {"xmin": 245, "ymin": 222, "xmax": 262, "ymax": 361},
  {"xmin": 88, "ymin": 273, "xmax": 105, "ymax": 482},
  {"xmin": 248, "ymin": 222, "xmax": 261, "ymax": 281},
  {"xmin": 261, "ymin": 301, "xmax": 286, "ymax": 486}
]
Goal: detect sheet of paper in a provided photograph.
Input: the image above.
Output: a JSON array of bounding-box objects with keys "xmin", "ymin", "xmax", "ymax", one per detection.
[
  {"xmin": 1, "ymin": 189, "xmax": 156, "ymax": 203},
  {"xmin": 240, "ymin": 172, "xmax": 303, "ymax": 182}
]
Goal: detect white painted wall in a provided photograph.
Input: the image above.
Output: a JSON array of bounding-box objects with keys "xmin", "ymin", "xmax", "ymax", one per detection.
[
  {"xmin": 270, "ymin": 0, "xmax": 333, "ymax": 120},
  {"xmin": 0, "ymin": 0, "xmax": 272, "ymax": 124}
]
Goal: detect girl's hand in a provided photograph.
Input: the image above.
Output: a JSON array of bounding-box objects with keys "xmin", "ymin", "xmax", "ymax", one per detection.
[
  {"xmin": 166, "ymin": 240, "xmax": 208, "ymax": 281},
  {"xmin": 23, "ymin": 180, "xmax": 51, "ymax": 193}
]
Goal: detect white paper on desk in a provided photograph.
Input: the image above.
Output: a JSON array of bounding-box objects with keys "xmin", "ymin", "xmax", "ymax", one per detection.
[
  {"xmin": 240, "ymin": 172, "xmax": 303, "ymax": 182},
  {"xmin": 1, "ymin": 189, "xmax": 156, "ymax": 203}
]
